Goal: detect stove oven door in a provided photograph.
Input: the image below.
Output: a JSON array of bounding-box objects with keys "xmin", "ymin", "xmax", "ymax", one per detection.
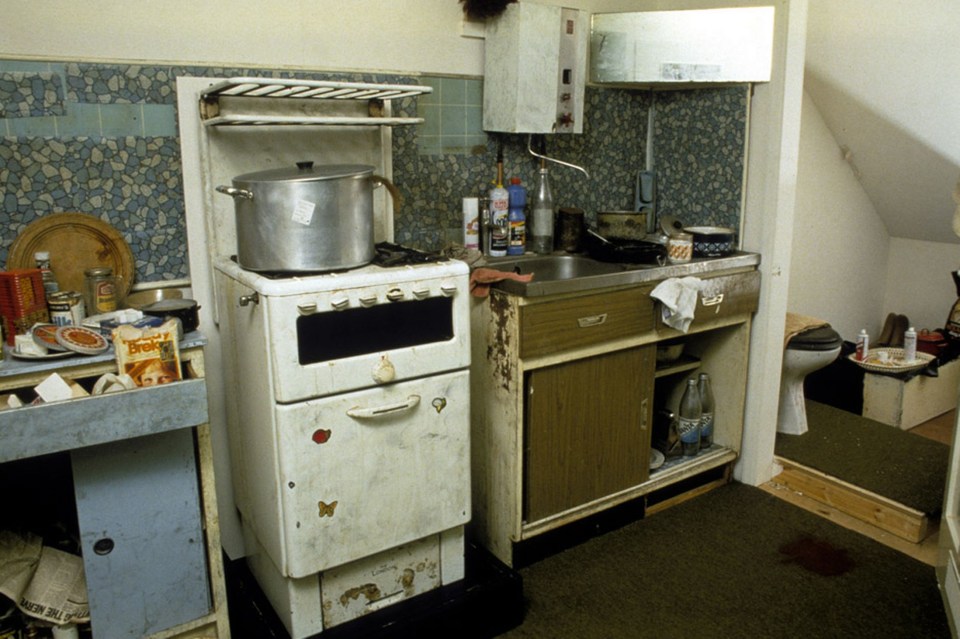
[{"xmin": 271, "ymin": 368, "xmax": 470, "ymax": 578}]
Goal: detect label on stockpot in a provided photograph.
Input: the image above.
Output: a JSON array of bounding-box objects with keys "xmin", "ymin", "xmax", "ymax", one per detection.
[{"xmin": 291, "ymin": 200, "xmax": 316, "ymax": 226}]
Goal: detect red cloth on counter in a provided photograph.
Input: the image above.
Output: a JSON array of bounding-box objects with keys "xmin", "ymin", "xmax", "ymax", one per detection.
[{"xmin": 469, "ymin": 268, "xmax": 534, "ymax": 298}]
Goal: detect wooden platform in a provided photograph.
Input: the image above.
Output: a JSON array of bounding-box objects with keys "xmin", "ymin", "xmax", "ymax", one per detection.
[{"xmin": 770, "ymin": 456, "xmax": 932, "ymax": 544}]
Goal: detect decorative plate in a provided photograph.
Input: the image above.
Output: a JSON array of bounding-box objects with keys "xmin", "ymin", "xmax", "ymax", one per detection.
[
  {"xmin": 31, "ymin": 323, "xmax": 68, "ymax": 351},
  {"xmin": 847, "ymin": 347, "xmax": 933, "ymax": 374},
  {"xmin": 6, "ymin": 212, "xmax": 135, "ymax": 301},
  {"xmin": 55, "ymin": 325, "xmax": 109, "ymax": 354}
]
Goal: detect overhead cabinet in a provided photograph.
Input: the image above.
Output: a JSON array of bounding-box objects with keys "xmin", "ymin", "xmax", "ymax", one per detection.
[{"xmin": 590, "ymin": 6, "xmax": 775, "ymax": 85}]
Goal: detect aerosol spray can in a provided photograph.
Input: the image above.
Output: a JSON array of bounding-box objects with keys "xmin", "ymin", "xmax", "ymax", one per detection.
[
  {"xmin": 856, "ymin": 329, "xmax": 869, "ymax": 362},
  {"xmin": 903, "ymin": 326, "xmax": 917, "ymax": 362}
]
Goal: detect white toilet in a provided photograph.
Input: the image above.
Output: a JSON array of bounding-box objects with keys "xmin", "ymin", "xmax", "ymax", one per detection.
[{"xmin": 777, "ymin": 325, "xmax": 843, "ymax": 435}]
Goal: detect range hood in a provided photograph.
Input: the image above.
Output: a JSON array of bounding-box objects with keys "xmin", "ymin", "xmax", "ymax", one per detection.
[{"xmin": 590, "ymin": 6, "xmax": 775, "ymax": 86}]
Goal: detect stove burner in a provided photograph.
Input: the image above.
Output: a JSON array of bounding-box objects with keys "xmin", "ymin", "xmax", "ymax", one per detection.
[
  {"xmin": 373, "ymin": 242, "xmax": 448, "ymax": 267},
  {"xmin": 230, "ymin": 243, "xmax": 447, "ymax": 279}
]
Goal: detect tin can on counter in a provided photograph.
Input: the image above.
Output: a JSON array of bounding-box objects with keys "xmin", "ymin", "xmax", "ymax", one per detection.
[
  {"xmin": 84, "ymin": 267, "xmax": 118, "ymax": 315},
  {"xmin": 48, "ymin": 290, "xmax": 86, "ymax": 326},
  {"xmin": 666, "ymin": 232, "xmax": 693, "ymax": 264}
]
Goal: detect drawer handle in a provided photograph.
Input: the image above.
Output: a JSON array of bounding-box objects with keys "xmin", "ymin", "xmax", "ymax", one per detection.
[
  {"xmin": 346, "ymin": 395, "xmax": 421, "ymax": 419},
  {"xmin": 577, "ymin": 313, "xmax": 607, "ymax": 328},
  {"xmin": 702, "ymin": 294, "xmax": 724, "ymax": 312}
]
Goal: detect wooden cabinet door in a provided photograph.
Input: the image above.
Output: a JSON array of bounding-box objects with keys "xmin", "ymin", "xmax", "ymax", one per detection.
[{"xmin": 524, "ymin": 346, "xmax": 654, "ymax": 523}]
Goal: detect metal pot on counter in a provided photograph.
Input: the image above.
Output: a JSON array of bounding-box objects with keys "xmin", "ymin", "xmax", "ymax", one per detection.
[{"xmin": 217, "ymin": 162, "xmax": 397, "ymax": 272}]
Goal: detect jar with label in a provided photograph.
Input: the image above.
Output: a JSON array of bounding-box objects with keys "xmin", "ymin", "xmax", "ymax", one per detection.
[
  {"xmin": 84, "ymin": 267, "xmax": 119, "ymax": 315},
  {"xmin": 666, "ymin": 232, "xmax": 693, "ymax": 264},
  {"xmin": 48, "ymin": 291, "xmax": 86, "ymax": 326}
]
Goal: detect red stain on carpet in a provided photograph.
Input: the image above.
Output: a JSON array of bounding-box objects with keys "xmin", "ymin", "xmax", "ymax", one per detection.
[{"xmin": 779, "ymin": 536, "xmax": 856, "ymax": 576}]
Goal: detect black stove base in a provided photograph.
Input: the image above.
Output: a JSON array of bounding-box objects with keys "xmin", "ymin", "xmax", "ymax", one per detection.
[{"xmin": 225, "ymin": 543, "xmax": 524, "ymax": 639}]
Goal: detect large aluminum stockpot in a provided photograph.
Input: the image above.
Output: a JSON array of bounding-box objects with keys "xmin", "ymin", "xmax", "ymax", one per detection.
[{"xmin": 217, "ymin": 162, "xmax": 393, "ymax": 272}]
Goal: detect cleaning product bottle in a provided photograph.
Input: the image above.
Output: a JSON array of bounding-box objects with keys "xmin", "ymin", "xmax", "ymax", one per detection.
[
  {"xmin": 462, "ymin": 197, "xmax": 480, "ymax": 250},
  {"xmin": 697, "ymin": 372, "xmax": 715, "ymax": 449},
  {"xmin": 530, "ymin": 159, "xmax": 555, "ymax": 254},
  {"xmin": 856, "ymin": 329, "xmax": 869, "ymax": 361},
  {"xmin": 904, "ymin": 326, "xmax": 917, "ymax": 362},
  {"xmin": 678, "ymin": 378, "xmax": 702, "ymax": 457},
  {"xmin": 506, "ymin": 177, "xmax": 526, "ymax": 256},
  {"xmin": 488, "ymin": 144, "xmax": 509, "ymax": 257}
]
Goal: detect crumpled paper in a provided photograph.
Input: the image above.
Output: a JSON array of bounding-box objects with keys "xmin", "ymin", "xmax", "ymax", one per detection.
[{"xmin": 651, "ymin": 277, "xmax": 704, "ymax": 332}]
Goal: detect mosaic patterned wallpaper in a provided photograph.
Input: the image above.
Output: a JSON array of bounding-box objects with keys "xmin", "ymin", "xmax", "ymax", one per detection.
[{"xmin": 0, "ymin": 58, "xmax": 747, "ymax": 285}]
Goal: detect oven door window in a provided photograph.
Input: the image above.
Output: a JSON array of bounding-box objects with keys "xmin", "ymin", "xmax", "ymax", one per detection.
[{"xmin": 297, "ymin": 297, "xmax": 454, "ymax": 365}]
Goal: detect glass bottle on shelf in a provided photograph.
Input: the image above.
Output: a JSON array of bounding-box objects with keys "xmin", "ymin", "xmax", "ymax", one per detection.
[
  {"xmin": 697, "ymin": 372, "xmax": 715, "ymax": 449},
  {"xmin": 678, "ymin": 378, "xmax": 702, "ymax": 457}
]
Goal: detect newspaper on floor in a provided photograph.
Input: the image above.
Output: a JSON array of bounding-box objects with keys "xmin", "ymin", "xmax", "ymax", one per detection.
[{"xmin": 0, "ymin": 530, "xmax": 90, "ymax": 624}]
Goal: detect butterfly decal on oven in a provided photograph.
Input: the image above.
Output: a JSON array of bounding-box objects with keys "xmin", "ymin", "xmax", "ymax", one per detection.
[{"xmin": 318, "ymin": 500, "xmax": 339, "ymax": 518}]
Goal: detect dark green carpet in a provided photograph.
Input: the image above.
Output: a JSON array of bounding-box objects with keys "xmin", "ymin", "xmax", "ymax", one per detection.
[
  {"xmin": 500, "ymin": 483, "xmax": 948, "ymax": 638},
  {"xmin": 775, "ymin": 401, "xmax": 949, "ymax": 515}
]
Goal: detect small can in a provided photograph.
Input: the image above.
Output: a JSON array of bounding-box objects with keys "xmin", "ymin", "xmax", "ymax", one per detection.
[
  {"xmin": 856, "ymin": 328, "xmax": 869, "ymax": 361},
  {"xmin": 48, "ymin": 290, "xmax": 86, "ymax": 326},
  {"xmin": 84, "ymin": 267, "xmax": 118, "ymax": 314},
  {"xmin": 666, "ymin": 232, "xmax": 693, "ymax": 264}
]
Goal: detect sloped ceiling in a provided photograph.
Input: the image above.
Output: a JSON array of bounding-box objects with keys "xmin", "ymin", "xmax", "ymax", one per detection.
[{"xmin": 804, "ymin": 0, "xmax": 960, "ymax": 244}]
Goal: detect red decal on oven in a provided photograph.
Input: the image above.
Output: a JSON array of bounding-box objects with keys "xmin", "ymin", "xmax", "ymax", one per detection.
[
  {"xmin": 312, "ymin": 429, "xmax": 332, "ymax": 444},
  {"xmin": 318, "ymin": 500, "xmax": 338, "ymax": 517}
]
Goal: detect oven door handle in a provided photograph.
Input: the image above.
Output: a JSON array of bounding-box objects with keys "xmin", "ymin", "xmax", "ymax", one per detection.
[{"xmin": 346, "ymin": 395, "xmax": 421, "ymax": 419}]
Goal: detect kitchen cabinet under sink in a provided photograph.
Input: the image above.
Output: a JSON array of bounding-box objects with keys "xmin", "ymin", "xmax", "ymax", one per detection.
[
  {"xmin": 469, "ymin": 262, "xmax": 760, "ymax": 567},
  {"xmin": 524, "ymin": 346, "xmax": 654, "ymax": 522}
]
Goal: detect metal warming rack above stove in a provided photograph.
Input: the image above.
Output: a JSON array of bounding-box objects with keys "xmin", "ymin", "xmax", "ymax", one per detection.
[{"xmin": 198, "ymin": 76, "xmax": 432, "ymax": 127}]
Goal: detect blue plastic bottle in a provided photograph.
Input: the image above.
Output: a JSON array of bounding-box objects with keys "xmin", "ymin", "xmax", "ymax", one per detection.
[{"xmin": 506, "ymin": 177, "xmax": 526, "ymax": 256}]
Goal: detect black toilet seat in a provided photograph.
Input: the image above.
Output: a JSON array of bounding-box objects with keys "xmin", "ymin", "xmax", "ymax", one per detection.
[{"xmin": 787, "ymin": 325, "xmax": 843, "ymax": 351}]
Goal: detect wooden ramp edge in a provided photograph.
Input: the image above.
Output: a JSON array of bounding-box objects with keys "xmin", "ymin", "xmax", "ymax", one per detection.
[{"xmin": 771, "ymin": 456, "xmax": 931, "ymax": 543}]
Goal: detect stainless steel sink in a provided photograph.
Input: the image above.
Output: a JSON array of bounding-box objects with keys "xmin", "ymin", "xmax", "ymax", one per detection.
[
  {"xmin": 481, "ymin": 254, "xmax": 636, "ymax": 297},
  {"xmin": 476, "ymin": 251, "xmax": 761, "ymax": 297},
  {"xmin": 485, "ymin": 254, "xmax": 626, "ymax": 280}
]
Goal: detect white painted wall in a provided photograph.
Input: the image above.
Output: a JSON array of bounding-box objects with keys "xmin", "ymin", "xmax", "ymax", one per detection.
[
  {"xmin": 885, "ymin": 239, "xmax": 960, "ymax": 332},
  {"xmin": 791, "ymin": 1, "xmax": 960, "ymax": 344},
  {"xmin": 789, "ymin": 91, "xmax": 888, "ymax": 342},
  {"xmin": 1, "ymin": 1, "xmax": 485, "ymax": 75}
]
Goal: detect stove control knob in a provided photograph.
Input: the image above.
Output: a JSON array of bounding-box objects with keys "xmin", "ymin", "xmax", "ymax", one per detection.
[
  {"xmin": 386, "ymin": 287, "xmax": 405, "ymax": 302},
  {"xmin": 440, "ymin": 283, "xmax": 458, "ymax": 297},
  {"xmin": 359, "ymin": 293, "xmax": 378, "ymax": 307},
  {"xmin": 297, "ymin": 302, "xmax": 318, "ymax": 315},
  {"xmin": 330, "ymin": 294, "xmax": 350, "ymax": 310},
  {"xmin": 412, "ymin": 287, "xmax": 430, "ymax": 299}
]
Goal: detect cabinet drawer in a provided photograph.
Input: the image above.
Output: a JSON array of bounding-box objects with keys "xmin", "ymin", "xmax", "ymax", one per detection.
[
  {"xmin": 0, "ymin": 379, "xmax": 208, "ymax": 463},
  {"xmin": 521, "ymin": 287, "xmax": 654, "ymax": 359},
  {"xmin": 657, "ymin": 271, "xmax": 760, "ymax": 331}
]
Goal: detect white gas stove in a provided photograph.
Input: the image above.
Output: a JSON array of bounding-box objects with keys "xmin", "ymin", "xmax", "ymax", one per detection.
[{"xmin": 214, "ymin": 244, "xmax": 471, "ymax": 637}]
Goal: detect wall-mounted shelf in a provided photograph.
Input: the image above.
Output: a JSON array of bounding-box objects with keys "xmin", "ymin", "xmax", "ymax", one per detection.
[{"xmin": 199, "ymin": 77, "xmax": 432, "ymax": 127}]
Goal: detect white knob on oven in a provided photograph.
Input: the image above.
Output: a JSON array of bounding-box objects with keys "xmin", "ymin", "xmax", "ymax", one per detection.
[
  {"xmin": 412, "ymin": 287, "xmax": 430, "ymax": 299},
  {"xmin": 297, "ymin": 302, "xmax": 318, "ymax": 315},
  {"xmin": 330, "ymin": 294, "xmax": 350, "ymax": 310},
  {"xmin": 440, "ymin": 282, "xmax": 458, "ymax": 297},
  {"xmin": 386, "ymin": 287, "xmax": 405, "ymax": 302},
  {"xmin": 359, "ymin": 293, "xmax": 378, "ymax": 307}
]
